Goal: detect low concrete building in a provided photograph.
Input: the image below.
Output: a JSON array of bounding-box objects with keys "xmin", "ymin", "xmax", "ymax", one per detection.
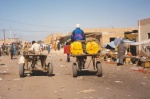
[
  {"xmin": 0, "ymin": 38, "xmax": 20, "ymax": 45},
  {"xmin": 134, "ymin": 18, "xmax": 150, "ymax": 53},
  {"xmin": 69, "ymin": 27, "xmax": 137, "ymax": 46},
  {"xmin": 138, "ymin": 18, "xmax": 150, "ymax": 41},
  {"xmin": 45, "ymin": 33, "xmax": 63, "ymax": 44},
  {"xmin": 44, "ymin": 27, "xmax": 137, "ymax": 48}
]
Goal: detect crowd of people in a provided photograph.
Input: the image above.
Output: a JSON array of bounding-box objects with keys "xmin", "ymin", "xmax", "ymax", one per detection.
[
  {"xmin": 0, "ymin": 42, "xmax": 22, "ymax": 59},
  {"xmin": 0, "ymin": 24, "xmax": 130, "ymax": 67}
]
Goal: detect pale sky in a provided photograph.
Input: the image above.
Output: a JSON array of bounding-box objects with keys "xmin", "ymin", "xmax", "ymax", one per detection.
[{"xmin": 0, "ymin": 0, "xmax": 150, "ymax": 42}]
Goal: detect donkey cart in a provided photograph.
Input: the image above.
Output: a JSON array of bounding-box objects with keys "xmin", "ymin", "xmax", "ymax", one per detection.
[
  {"xmin": 72, "ymin": 53, "xmax": 102, "ymax": 77},
  {"xmin": 19, "ymin": 54, "xmax": 53, "ymax": 77},
  {"xmin": 70, "ymin": 40, "xmax": 103, "ymax": 77}
]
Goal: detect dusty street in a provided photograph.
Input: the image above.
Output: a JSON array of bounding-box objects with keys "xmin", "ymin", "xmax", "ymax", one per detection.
[{"xmin": 0, "ymin": 49, "xmax": 150, "ymax": 99}]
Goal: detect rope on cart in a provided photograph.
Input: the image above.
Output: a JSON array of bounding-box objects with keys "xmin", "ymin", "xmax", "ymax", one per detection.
[{"xmin": 87, "ymin": 59, "xmax": 92, "ymax": 69}]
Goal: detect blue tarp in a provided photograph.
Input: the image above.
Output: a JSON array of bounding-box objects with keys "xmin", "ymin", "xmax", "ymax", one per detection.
[
  {"xmin": 114, "ymin": 38, "xmax": 122, "ymax": 46},
  {"xmin": 105, "ymin": 38, "xmax": 135, "ymax": 50},
  {"xmin": 105, "ymin": 41, "xmax": 116, "ymax": 50}
]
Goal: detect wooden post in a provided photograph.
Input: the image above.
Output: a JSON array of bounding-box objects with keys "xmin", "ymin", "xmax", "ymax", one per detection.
[{"xmin": 3, "ymin": 29, "xmax": 5, "ymax": 44}]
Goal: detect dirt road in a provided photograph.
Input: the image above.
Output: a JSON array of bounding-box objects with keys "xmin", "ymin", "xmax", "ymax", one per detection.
[{"xmin": 0, "ymin": 49, "xmax": 150, "ymax": 99}]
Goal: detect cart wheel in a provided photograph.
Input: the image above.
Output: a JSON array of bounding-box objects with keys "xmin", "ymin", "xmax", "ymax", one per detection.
[
  {"xmin": 19, "ymin": 63, "xmax": 25, "ymax": 77},
  {"xmin": 96, "ymin": 62, "xmax": 102, "ymax": 77},
  {"xmin": 47, "ymin": 63, "xmax": 53, "ymax": 76},
  {"xmin": 72, "ymin": 62, "xmax": 78, "ymax": 77}
]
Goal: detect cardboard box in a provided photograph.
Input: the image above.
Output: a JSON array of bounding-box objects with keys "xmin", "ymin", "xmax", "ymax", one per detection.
[
  {"xmin": 125, "ymin": 57, "xmax": 131, "ymax": 64},
  {"xmin": 141, "ymin": 62, "xmax": 150, "ymax": 68}
]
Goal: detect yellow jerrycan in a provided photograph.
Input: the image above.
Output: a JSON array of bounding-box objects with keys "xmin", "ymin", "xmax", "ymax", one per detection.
[
  {"xmin": 70, "ymin": 41, "xmax": 83, "ymax": 55},
  {"xmin": 86, "ymin": 41, "xmax": 99, "ymax": 54}
]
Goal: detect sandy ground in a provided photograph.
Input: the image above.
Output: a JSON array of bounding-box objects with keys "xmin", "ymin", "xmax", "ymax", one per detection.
[{"xmin": 0, "ymin": 48, "xmax": 150, "ymax": 99}]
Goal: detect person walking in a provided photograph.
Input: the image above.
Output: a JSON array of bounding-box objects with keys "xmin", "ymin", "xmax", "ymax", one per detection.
[
  {"xmin": 13, "ymin": 44, "xmax": 16, "ymax": 55},
  {"xmin": 117, "ymin": 40, "xmax": 127, "ymax": 66},
  {"xmin": 53, "ymin": 42, "xmax": 57, "ymax": 51},
  {"xmin": 1, "ymin": 43, "xmax": 5, "ymax": 55},
  {"xmin": 64, "ymin": 42, "xmax": 71, "ymax": 62},
  {"xmin": 57, "ymin": 41, "xmax": 60, "ymax": 50},
  {"xmin": 10, "ymin": 43, "xmax": 14, "ymax": 59},
  {"xmin": 47, "ymin": 44, "xmax": 51, "ymax": 53}
]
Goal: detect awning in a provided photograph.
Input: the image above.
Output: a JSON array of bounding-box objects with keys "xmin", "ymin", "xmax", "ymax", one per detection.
[{"xmin": 130, "ymin": 39, "xmax": 150, "ymax": 46}]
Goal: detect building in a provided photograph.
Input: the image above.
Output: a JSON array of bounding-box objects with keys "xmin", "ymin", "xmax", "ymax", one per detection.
[
  {"xmin": 138, "ymin": 18, "xmax": 150, "ymax": 41},
  {"xmin": 134, "ymin": 18, "xmax": 150, "ymax": 53},
  {"xmin": 0, "ymin": 38, "xmax": 21, "ymax": 45},
  {"xmin": 67, "ymin": 27, "xmax": 137, "ymax": 47},
  {"xmin": 45, "ymin": 33, "xmax": 63, "ymax": 44}
]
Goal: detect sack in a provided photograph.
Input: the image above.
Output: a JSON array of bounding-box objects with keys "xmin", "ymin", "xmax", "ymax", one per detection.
[{"xmin": 18, "ymin": 56, "xmax": 25, "ymax": 64}]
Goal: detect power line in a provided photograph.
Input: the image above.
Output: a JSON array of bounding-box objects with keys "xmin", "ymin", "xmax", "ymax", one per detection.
[
  {"xmin": 0, "ymin": 28, "xmax": 71, "ymax": 33},
  {"xmin": 0, "ymin": 18, "xmax": 73, "ymax": 29}
]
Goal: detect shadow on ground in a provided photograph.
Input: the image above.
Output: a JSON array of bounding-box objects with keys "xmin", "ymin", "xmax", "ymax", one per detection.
[
  {"xmin": 24, "ymin": 70, "xmax": 55, "ymax": 77},
  {"xmin": 77, "ymin": 70, "xmax": 97, "ymax": 76},
  {"xmin": 0, "ymin": 64, "xmax": 5, "ymax": 66}
]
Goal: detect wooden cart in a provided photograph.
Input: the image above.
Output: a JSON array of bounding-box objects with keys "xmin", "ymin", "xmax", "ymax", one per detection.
[
  {"xmin": 19, "ymin": 54, "xmax": 53, "ymax": 77},
  {"xmin": 70, "ymin": 33, "xmax": 103, "ymax": 77},
  {"xmin": 71, "ymin": 53, "xmax": 102, "ymax": 77}
]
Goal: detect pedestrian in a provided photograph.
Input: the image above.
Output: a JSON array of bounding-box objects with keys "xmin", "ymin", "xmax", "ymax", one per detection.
[
  {"xmin": 64, "ymin": 42, "xmax": 71, "ymax": 62},
  {"xmin": 53, "ymin": 42, "xmax": 57, "ymax": 51},
  {"xmin": 1, "ymin": 43, "xmax": 5, "ymax": 55},
  {"xmin": 117, "ymin": 40, "xmax": 127, "ymax": 66},
  {"xmin": 10, "ymin": 43, "xmax": 14, "ymax": 59},
  {"xmin": 47, "ymin": 44, "xmax": 51, "ymax": 53},
  {"xmin": 13, "ymin": 44, "xmax": 16, "ymax": 55},
  {"xmin": 57, "ymin": 41, "xmax": 60, "ymax": 50}
]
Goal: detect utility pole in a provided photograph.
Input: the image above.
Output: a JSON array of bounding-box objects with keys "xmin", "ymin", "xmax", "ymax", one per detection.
[
  {"xmin": 3, "ymin": 29, "xmax": 5, "ymax": 44},
  {"xmin": 10, "ymin": 27, "xmax": 12, "ymax": 43},
  {"xmin": 14, "ymin": 33, "xmax": 16, "ymax": 38}
]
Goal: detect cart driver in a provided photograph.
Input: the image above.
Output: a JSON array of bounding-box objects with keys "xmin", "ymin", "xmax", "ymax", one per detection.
[
  {"xmin": 28, "ymin": 40, "xmax": 41, "ymax": 54},
  {"xmin": 70, "ymin": 24, "xmax": 86, "ymax": 53},
  {"xmin": 70, "ymin": 24, "xmax": 85, "ymax": 42}
]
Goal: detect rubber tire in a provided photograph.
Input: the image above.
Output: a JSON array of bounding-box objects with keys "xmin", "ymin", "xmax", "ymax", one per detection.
[
  {"xmin": 97, "ymin": 63, "xmax": 102, "ymax": 77},
  {"xmin": 72, "ymin": 63, "xmax": 78, "ymax": 77},
  {"xmin": 47, "ymin": 63, "xmax": 53, "ymax": 76},
  {"xmin": 19, "ymin": 63, "xmax": 24, "ymax": 77}
]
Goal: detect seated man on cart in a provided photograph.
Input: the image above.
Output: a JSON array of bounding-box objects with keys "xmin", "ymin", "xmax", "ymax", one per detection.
[
  {"xmin": 25, "ymin": 40, "xmax": 42, "ymax": 70},
  {"xmin": 70, "ymin": 24, "xmax": 87, "ymax": 69},
  {"xmin": 70, "ymin": 24, "xmax": 86, "ymax": 53},
  {"xmin": 28, "ymin": 40, "xmax": 41, "ymax": 54},
  {"xmin": 71, "ymin": 24, "xmax": 85, "ymax": 41}
]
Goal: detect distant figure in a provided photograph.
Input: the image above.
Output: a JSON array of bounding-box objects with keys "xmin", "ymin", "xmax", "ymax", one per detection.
[
  {"xmin": 64, "ymin": 42, "xmax": 71, "ymax": 62},
  {"xmin": 57, "ymin": 41, "xmax": 60, "ymax": 50},
  {"xmin": 47, "ymin": 44, "xmax": 51, "ymax": 53},
  {"xmin": 53, "ymin": 42, "xmax": 57, "ymax": 51},
  {"xmin": 1, "ymin": 43, "xmax": 5, "ymax": 54},
  {"xmin": 10, "ymin": 43, "xmax": 14, "ymax": 59},
  {"xmin": 13, "ymin": 44, "xmax": 16, "ymax": 55},
  {"xmin": 117, "ymin": 40, "xmax": 127, "ymax": 66},
  {"xmin": 70, "ymin": 24, "xmax": 86, "ymax": 42}
]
